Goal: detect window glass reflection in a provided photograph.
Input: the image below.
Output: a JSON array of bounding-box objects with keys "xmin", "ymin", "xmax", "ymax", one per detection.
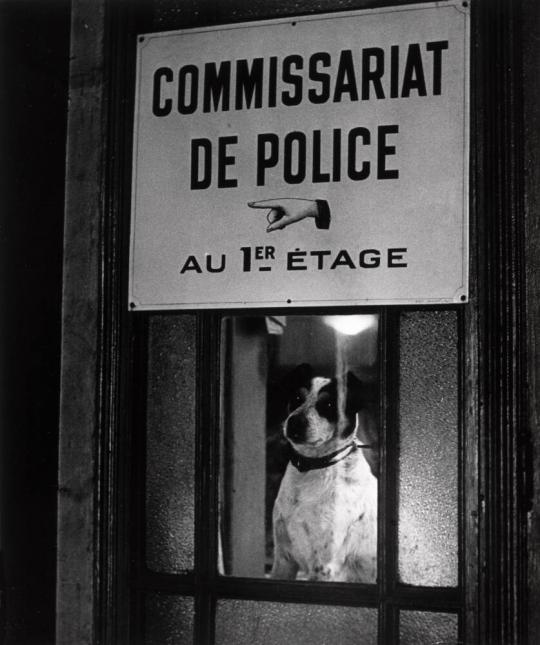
[
  {"xmin": 399, "ymin": 610, "xmax": 459, "ymax": 645},
  {"xmin": 398, "ymin": 311, "xmax": 459, "ymax": 587},
  {"xmin": 146, "ymin": 315, "xmax": 196, "ymax": 574},
  {"xmin": 220, "ymin": 314, "xmax": 379, "ymax": 582},
  {"xmin": 215, "ymin": 599, "xmax": 378, "ymax": 645},
  {"xmin": 145, "ymin": 594, "xmax": 193, "ymax": 645}
]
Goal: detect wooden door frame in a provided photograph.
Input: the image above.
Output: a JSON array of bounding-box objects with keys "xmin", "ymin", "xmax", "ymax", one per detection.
[{"xmin": 56, "ymin": 1, "xmax": 535, "ymax": 644}]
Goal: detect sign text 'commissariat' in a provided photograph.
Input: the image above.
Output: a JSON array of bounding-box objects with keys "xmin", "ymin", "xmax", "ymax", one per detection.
[{"xmin": 151, "ymin": 42, "xmax": 447, "ymax": 191}]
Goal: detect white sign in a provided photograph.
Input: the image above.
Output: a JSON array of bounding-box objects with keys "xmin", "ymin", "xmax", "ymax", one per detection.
[{"xmin": 130, "ymin": 1, "xmax": 469, "ymax": 310}]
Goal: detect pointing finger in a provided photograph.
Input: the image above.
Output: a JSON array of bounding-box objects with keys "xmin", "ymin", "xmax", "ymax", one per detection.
[{"xmin": 248, "ymin": 200, "xmax": 287, "ymax": 209}]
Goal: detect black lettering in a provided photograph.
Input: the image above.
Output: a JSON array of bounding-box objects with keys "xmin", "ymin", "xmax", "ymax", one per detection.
[
  {"xmin": 312, "ymin": 130, "xmax": 330, "ymax": 183},
  {"xmin": 257, "ymin": 133, "xmax": 279, "ymax": 186},
  {"xmin": 333, "ymin": 50, "xmax": 359, "ymax": 102},
  {"xmin": 178, "ymin": 65, "xmax": 199, "ymax": 114},
  {"xmin": 332, "ymin": 128, "xmax": 342, "ymax": 182},
  {"xmin": 310, "ymin": 250, "xmax": 332, "ymax": 270},
  {"xmin": 359, "ymin": 249, "xmax": 380, "ymax": 268},
  {"xmin": 390, "ymin": 46, "xmax": 399, "ymax": 98},
  {"xmin": 206, "ymin": 254, "xmax": 226, "ymax": 273},
  {"xmin": 235, "ymin": 58, "xmax": 264, "ymax": 109},
  {"xmin": 203, "ymin": 61, "xmax": 231, "ymax": 112},
  {"xmin": 268, "ymin": 56, "xmax": 278, "ymax": 108},
  {"xmin": 330, "ymin": 250, "xmax": 356, "ymax": 270},
  {"xmin": 284, "ymin": 131, "xmax": 306, "ymax": 184},
  {"xmin": 388, "ymin": 247, "xmax": 408, "ymax": 267},
  {"xmin": 401, "ymin": 43, "xmax": 427, "ymax": 97},
  {"xmin": 190, "ymin": 138, "xmax": 212, "ymax": 189},
  {"xmin": 308, "ymin": 52, "xmax": 331, "ymax": 104},
  {"xmin": 361, "ymin": 48, "xmax": 385, "ymax": 100},
  {"xmin": 426, "ymin": 40, "xmax": 449, "ymax": 95},
  {"xmin": 377, "ymin": 125, "xmax": 399, "ymax": 180},
  {"xmin": 282, "ymin": 55, "xmax": 304, "ymax": 106},
  {"xmin": 180, "ymin": 255, "xmax": 203, "ymax": 273},
  {"xmin": 348, "ymin": 127, "xmax": 370, "ymax": 181},
  {"xmin": 218, "ymin": 136, "xmax": 237, "ymax": 188},
  {"xmin": 287, "ymin": 250, "xmax": 307, "ymax": 270},
  {"xmin": 240, "ymin": 247, "xmax": 252, "ymax": 272},
  {"xmin": 152, "ymin": 67, "xmax": 173, "ymax": 116}
]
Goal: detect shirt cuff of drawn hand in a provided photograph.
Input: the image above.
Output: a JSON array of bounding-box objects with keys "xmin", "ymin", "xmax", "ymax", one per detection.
[{"xmin": 315, "ymin": 199, "xmax": 331, "ymax": 229}]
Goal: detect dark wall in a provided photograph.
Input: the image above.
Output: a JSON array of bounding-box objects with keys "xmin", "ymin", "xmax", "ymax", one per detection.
[{"xmin": 0, "ymin": 0, "xmax": 70, "ymax": 642}]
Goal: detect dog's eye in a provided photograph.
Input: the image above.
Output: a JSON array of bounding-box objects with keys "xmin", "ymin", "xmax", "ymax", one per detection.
[{"xmin": 316, "ymin": 393, "xmax": 337, "ymax": 418}]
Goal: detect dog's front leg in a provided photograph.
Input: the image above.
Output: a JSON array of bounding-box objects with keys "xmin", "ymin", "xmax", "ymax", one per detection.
[
  {"xmin": 271, "ymin": 516, "xmax": 299, "ymax": 580},
  {"xmin": 271, "ymin": 547, "xmax": 299, "ymax": 580}
]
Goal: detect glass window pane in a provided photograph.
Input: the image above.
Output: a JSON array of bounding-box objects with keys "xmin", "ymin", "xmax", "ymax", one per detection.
[
  {"xmin": 399, "ymin": 610, "xmax": 459, "ymax": 645},
  {"xmin": 145, "ymin": 594, "xmax": 193, "ymax": 645},
  {"xmin": 146, "ymin": 315, "xmax": 196, "ymax": 573},
  {"xmin": 220, "ymin": 314, "xmax": 379, "ymax": 582},
  {"xmin": 398, "ymin": 311, "xmax": 459, "ymax": 587},
  {"xmin": 215, "ymin": 599, "xmax": 377, "ymax": 645}
]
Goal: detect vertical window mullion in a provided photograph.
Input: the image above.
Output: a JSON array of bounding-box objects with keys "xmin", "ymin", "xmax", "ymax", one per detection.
[
  {"xmin": 378, "ymin": 308, "xmax": 400, "ymax": 644},
  {"xmin": 458, "ymin": 306, "xmax": 469, "ymax": 645},
  {"xmin": 131, "ymin": 314, "xmax": 150, "ymax": 643},
  {"xmin": 194, "ymin": 312, "xmax": 222, "ymax": 645}
]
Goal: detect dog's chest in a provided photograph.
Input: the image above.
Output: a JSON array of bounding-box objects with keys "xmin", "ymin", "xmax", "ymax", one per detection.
[{"xmin": 274, "ymin": 456, "xmax": 377, "ymax": 579}]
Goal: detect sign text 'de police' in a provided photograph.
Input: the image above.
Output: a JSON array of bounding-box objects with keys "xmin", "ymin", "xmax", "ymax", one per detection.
[{"xmin": 129, "ymin": 1, "xmax": 469, "ymax": 310}]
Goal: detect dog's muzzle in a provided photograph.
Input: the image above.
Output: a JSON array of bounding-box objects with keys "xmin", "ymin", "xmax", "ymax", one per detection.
[{"xmin": 285, "ymin": 413, "xmax": 308, "ymax": 443}]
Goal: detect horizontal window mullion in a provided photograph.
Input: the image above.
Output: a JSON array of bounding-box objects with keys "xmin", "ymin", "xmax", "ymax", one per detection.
[
  {"xmin": 387, "ymin": 585, "xmax": 461, "ymax": 611},
  {"xmin": 139, "ymin": 574, "xmax": 460, "ymax": 609},
  {"xmin": 214, "ymin": 576, "xmax": 378, "ymax": 607}
]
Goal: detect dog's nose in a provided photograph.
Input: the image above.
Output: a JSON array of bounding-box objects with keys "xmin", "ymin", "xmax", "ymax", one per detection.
[{"xmin": 286, "ymin": 413, "xmax": 307, "ymax": 443}]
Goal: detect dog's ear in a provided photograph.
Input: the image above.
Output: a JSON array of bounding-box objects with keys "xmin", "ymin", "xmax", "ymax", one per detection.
[{"xmin": 284, "ymin": 363, "xmax": 313, "ymax": 392}]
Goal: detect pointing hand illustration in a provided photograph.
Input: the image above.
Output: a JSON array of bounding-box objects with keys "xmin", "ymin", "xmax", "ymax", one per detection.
[{"xmin": 248, "ymin": 198, "xmax": 331, "ymax": 232}]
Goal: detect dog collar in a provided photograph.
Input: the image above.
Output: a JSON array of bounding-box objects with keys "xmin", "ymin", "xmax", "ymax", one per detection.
[{"xmin": 288, "ymin": 439, "xmax": 372, "ymax": 473}]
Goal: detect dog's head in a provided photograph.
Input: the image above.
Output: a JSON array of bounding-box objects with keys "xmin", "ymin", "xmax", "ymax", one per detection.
[{"xmin": 282, "ymin": 363, "xmax": 369, "ymax": 459}]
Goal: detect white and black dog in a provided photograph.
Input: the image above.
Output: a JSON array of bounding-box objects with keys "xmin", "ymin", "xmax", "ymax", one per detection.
[{"xmin": 271, "ymin": 364, "xmax": 378, "ymax": 583}]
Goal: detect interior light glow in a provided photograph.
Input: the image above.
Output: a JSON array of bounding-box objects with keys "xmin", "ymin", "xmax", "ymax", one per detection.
[{"xmin": 323, "ymin": 315, "xmax": 378, "ymax": 336}]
